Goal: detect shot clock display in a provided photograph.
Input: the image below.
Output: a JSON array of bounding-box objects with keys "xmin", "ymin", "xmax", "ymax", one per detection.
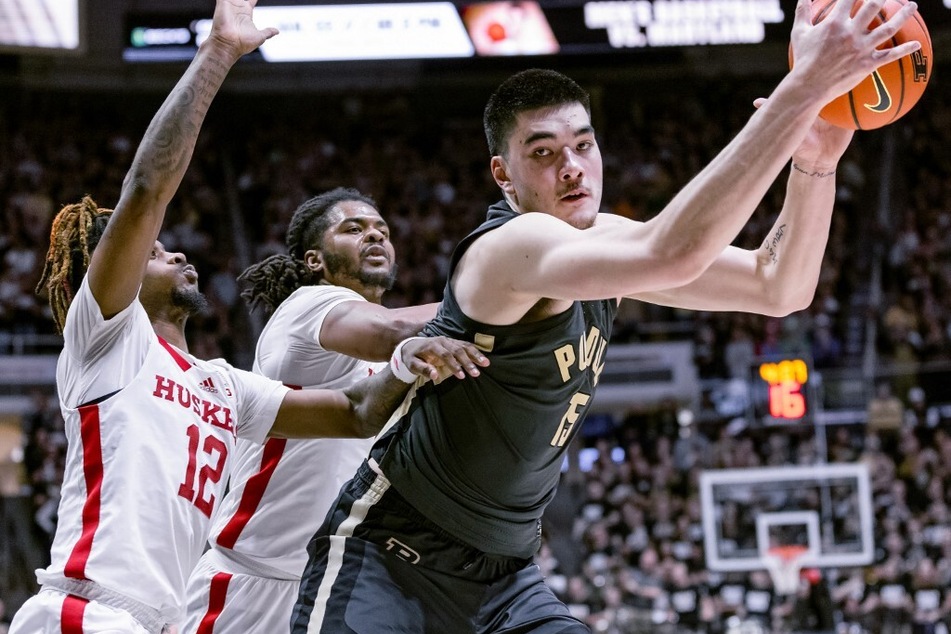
[{"xmin": 749, "ymin": 356, "xmax": 814, "ymax": 425}]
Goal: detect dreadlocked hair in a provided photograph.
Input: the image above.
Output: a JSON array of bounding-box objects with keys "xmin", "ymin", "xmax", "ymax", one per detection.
[
  {"xmin": 238, "ymin": 254, "xmax": 318, "ymax": 316},
  {"xmin": 239, "ymin": 187, "xmax": 378, "ymax": 316},
  {"xmin": 35, "ymin": 196, "xmax": 113, "ymax": 334}
]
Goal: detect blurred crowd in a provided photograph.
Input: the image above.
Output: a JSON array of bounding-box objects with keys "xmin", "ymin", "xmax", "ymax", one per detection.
[
  {"xmin": 0, "ymin": 75, "xmax": 879, "ymax": 367},
  {"xmin": 4, "ymin": 71, "xmax": 951, "ymax": 633},
  {"xmin": 539, "ymin": 397, "xmax": 951, "ymax": 634}
]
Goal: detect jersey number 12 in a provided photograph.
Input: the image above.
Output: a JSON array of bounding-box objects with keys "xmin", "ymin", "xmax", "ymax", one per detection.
[{"xmin": 178, "ymin": 424, "xmax": 228, "ymax": 517}]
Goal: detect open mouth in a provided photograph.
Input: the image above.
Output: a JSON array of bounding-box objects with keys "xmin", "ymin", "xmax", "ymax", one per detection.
[
  {"xmin": 561, "ymin": 190, "xmax": 587, "ymax": 203},
  {"xmin": 363, "ymin": 247, "xmax": 389, "ymax": 260},
  {"xmin": 183, "ymin": 266, "xmax": 199, "ymax": 283}
]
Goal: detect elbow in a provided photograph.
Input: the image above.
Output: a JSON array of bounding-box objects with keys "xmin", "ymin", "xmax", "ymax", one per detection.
[{"xmin": 760, "ymin": 287, "xmax": 815, "ymax": 318}]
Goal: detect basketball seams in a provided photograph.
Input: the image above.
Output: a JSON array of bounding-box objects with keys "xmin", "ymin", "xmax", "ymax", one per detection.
[{"xmin": 891, "ymin": 54, "xmax": 907, "ymax": 125}]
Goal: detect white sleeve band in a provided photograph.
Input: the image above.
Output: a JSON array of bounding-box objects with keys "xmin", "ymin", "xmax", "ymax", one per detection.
[{"xmin": 390, "ymin": 337, "xmax": 426, "ymax": 383}]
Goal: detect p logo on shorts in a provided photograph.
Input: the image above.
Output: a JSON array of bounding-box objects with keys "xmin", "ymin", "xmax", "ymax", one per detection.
[{"xmin": 384, "ymin": 537, "xmax": 421, "ymax": 564}]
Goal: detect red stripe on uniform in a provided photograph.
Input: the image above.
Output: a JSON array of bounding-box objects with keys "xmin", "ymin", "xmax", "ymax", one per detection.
[
  {"xmin": 61, "ymin": 594, "xmax": 88, "ymax": 634},
  {"xmin": 215, "ymin": 438, "xmax": 287, "ymax": 548},
  {"xmin": 64, "ymin": 404, "xmax": 104, "ymax": 579},
  {"xmin": 196, "ymin": 572, "xmax": 233, "ymax": 634},
  {"xmin": 157, "ymin": 335, "xmax": 192, "ymax": 371}
]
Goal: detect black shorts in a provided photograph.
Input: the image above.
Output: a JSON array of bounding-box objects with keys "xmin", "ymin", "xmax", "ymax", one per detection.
[{"xmin": 291, "ymin": 460, "xmax": 589, "ymax": 634}]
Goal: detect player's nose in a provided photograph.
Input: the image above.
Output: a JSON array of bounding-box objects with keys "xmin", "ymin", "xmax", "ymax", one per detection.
[
  {"xmin": 365, "ymin": 226, "xmax": 386, "ymax": 242},
  {"xmin": 558, "ymin": 148, "xmax": 584, "ymax": 181}
]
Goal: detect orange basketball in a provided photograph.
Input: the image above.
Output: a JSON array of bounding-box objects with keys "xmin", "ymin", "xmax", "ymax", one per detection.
[{"xmin": 788, "ymin": 0, "xmax": 933, "ymax": 130}]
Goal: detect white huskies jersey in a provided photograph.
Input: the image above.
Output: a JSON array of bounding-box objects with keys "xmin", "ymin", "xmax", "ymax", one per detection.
[
  {"xmin": 209, "ymin": 285, "xmax": 384, "ymax": 578},
  {"xmin": 38, "ymin": 279, "xmax": 288, "ymax": 623}
]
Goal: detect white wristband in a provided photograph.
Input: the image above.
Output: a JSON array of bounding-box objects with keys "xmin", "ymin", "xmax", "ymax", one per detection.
[{"xmin": 390, "ymin": 337, "xmax": 425, "ymax": 383}]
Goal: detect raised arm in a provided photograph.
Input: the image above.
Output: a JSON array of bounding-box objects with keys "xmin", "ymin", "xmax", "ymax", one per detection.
[
  {"xmin": 269, "ymin": 335, "xmax": 489, "ymax": 438},
  {"xmin": 86, "ymin": 0, "xmax": 277, "ymax": 319},
  {"xmin": 629, "ymin": 108, "xmax": 854, "ymax": 315}
]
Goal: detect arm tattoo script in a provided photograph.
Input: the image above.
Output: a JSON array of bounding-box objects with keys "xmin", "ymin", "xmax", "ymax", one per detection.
[{"xmin": 763, "ymin": 223, "xmax": 787, "ymax": 264}]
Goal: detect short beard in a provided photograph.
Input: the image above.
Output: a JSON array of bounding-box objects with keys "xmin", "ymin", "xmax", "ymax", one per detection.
[
  {"xmin": 323, "ymin": 252, "xmax": 398, "ymax": 291},
  {"xmin": 170, "ymin": 287, "xmax": 210, "ymax": 317}
]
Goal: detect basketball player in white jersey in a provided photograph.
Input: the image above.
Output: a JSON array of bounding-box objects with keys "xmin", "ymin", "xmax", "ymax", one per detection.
[
  {"xmin": 10, "ymin": 2, "xmax": 487, "ymax": 632},
  {"xmin": 182, "ymin": 187, "xmax": 437, "ymax": 633}
]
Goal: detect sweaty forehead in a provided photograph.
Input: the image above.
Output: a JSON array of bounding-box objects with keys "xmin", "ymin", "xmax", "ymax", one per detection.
[{"xmin": 330, "ymin": 200, "xmax": 384, "ymax": 223}]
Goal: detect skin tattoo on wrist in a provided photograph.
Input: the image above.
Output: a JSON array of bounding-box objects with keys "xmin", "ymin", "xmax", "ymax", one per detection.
[{"xmin": 792, "ymin": 163, "xmax": 836, "ymax": 179}]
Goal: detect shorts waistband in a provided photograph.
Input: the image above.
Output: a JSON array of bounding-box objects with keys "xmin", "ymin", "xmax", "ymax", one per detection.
[{"xmin": 40, "ymin": 578, "xmax": 171, "ymax": 634}]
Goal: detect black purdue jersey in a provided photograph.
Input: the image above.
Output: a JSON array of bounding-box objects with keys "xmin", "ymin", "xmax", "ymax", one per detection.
[{"xmin": 379, "ymin": 201, "xmax": 618, "ymax": 558}]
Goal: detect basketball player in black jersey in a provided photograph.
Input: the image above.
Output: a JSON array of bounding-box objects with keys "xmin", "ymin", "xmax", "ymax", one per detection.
[{"xmin": 292, "ymin": 0, "xmax": 921, "ymax": 631}]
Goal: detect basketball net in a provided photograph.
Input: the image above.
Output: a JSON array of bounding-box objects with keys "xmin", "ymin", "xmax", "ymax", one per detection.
[{"xmin": 764, "ymin": 545, "xmax": 808, "ymax": 595}]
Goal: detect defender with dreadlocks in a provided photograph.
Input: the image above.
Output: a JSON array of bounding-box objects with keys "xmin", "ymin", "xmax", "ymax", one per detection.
[
  {"xmin": 13, "ymin": 2, "xmax": 486, "ymax": 632},
  {"xmin": 182, "ymin": 187, "xmax": 438, "ymax": 634}
]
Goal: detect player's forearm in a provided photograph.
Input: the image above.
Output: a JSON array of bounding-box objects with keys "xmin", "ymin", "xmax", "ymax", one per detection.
[
  {"xmin": 628, "ymin": 163, "xmax": 834, "ymax": 315},
  {"xmin": 344, "ymin": 368, "xmax": 413, "ymax": 437},
  {"xmin": 641, "ymin": 76, "xmax": 825, "ymax": 284},
  {"xmin": 323, "ymin": 303, "xmax": 439, "ymax": 362},
  {"xmin": 270, "ymin": 382, "xmax": 403, "ymax": 440},
  {"xmin": 120, "ymin": 41, "xmax": 238, "ymax": 208},
  {"xmin": 754, "ymin": 163, "xmax": 836, "ymax": 312}
]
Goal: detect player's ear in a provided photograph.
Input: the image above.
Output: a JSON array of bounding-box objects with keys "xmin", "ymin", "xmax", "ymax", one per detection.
[
  {"xmin": 491, "ymin": 156, "xmax": 515, "ymax": 196},
  {"xmin": 304, "ymin": 249, "xmax": 324, "ymax": 275}
]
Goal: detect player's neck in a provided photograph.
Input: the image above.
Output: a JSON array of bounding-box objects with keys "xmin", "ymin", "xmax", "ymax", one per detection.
[
  {"xmin": 151, "ymin": 320, "xmax": 189, "ymax": 354},
  {"xmin": 361, "ymin": 287, "xmax": 385, "ymax": 305}
]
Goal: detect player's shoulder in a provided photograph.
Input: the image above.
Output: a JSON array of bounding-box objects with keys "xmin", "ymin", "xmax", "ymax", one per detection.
[
  {"xmin": 283, "ymin": 284, "xmax": 364, "ymax": 306},
  {"xmin": 476, "ymin": 212, "xmax": 564, "ymax": 249},
  {"xmin": 593, "ymin": 212, "xmax": 631, "ymax": 228},
  {"xmin": 269, "ymin": 285, "xmax": 362, "ymax": 318}
]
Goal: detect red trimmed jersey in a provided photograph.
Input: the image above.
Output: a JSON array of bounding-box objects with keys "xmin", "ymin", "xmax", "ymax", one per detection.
[
  {"xmin": 208, "ymin": 285, "xmax": 383, "ymax": 578},
  {"xmin": 37, "ymin": 278, "xmax": 289, "ymax": 623}
]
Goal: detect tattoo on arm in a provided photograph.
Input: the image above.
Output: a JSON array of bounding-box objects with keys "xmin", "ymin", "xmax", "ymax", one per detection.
[
  {"xmin": 763, "ymin": 223, "xmax": 787, "ymax": 264},
  {"xmin": 792, "ymin": 163, "xmax": 836, "ymax": 179},
  {"xmin": 135, "ymin": 57, "xmax": 231, "ymax": 183}
]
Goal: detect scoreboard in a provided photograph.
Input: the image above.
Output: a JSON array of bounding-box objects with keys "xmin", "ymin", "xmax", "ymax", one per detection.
[{"xmin": 121, "ymin": 0, "xmax": 951, "ymax": 63}]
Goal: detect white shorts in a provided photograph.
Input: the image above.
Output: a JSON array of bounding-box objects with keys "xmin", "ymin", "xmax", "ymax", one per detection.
[
  {"xmin": 182, "ymin": 551, "xmax": 298, "ymax": 634},
  {"xmin": 10, "ymin": 588, "xmax": 153, "ymax": 634}
]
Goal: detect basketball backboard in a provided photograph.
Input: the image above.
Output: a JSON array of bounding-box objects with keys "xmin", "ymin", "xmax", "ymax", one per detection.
[{"xmin": 699, "ymin": 463, "xmax": 873, "ymax": 573}]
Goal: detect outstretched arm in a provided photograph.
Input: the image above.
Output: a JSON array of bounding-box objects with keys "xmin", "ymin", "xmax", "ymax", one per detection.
[
  {"xmin": 320, "ymin": 302, "xmax": 440, "ymax": 361},
  {"xmin": 269, "ymin": 336, "xmax": 489, "ymax": 438},
  {"xmin": 628, "ymin": 109, "xmax": 854, "ymax": 315},
  {"xmin": 86, "ymin": 0, "xmax": 278, "ymax": 320}
]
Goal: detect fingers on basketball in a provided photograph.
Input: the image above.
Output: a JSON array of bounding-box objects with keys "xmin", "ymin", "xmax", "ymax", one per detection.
[{"xmin": 790, "ymin": 0, "xmax": 933, "ymax": 130}]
